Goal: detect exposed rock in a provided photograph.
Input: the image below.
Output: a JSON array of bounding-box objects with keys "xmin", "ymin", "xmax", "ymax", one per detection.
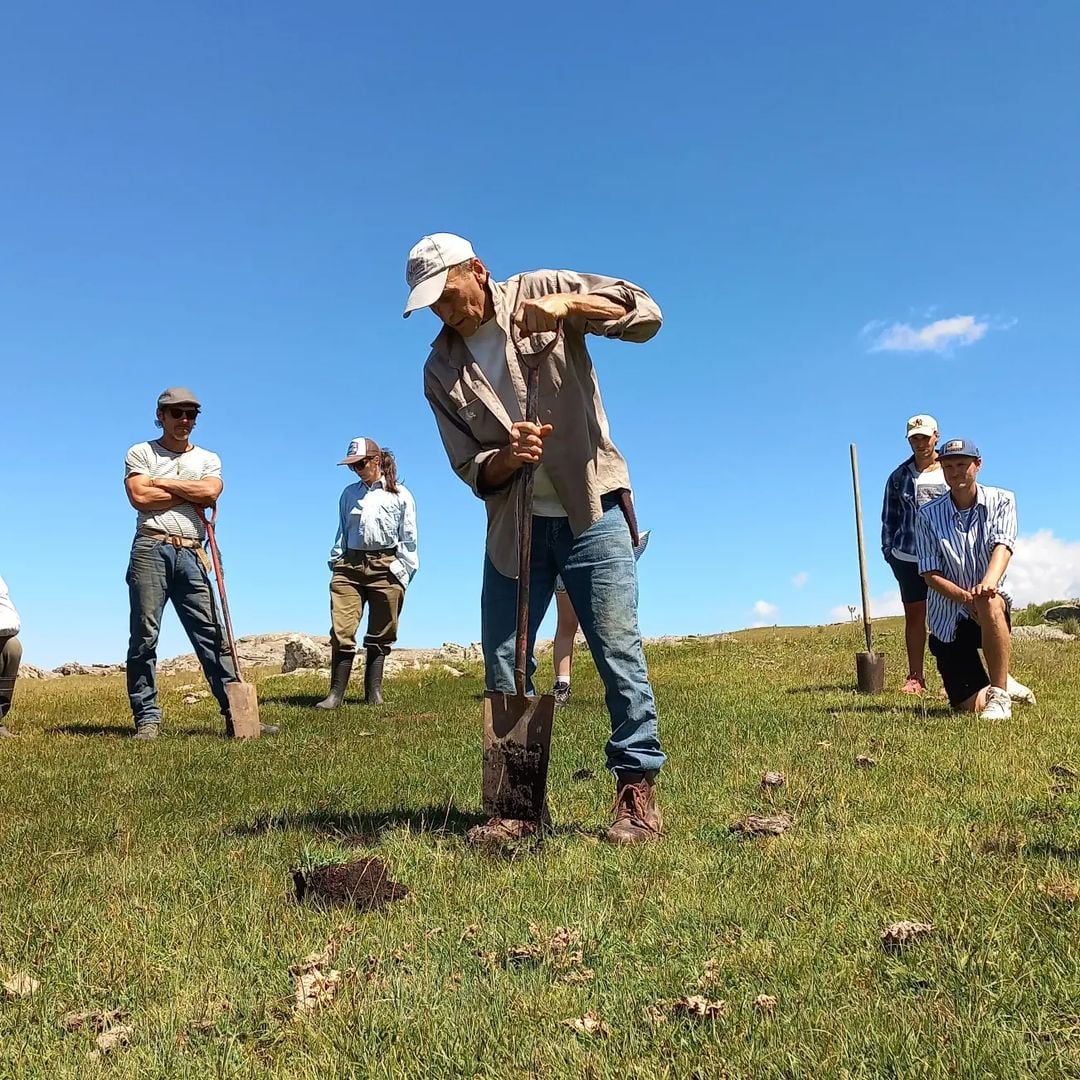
[
  {"xmin": 440, "ymin": 641, "xmax": 484, "ymax": 662},
  {"xmin": 1012, "ymin": 625, "xmax": 1076, "ymax": 642},
  {"xmin": 18, "ymin": 665, "xmax": 58, "ymax": 680},
  {"xmin": 52, "ymin": 662, "xmax": 125, "ymax": 677},
  {"xmin": 1044, "ymin": 604, "xmax": 1080, "ymax": 625},
  {"xmin": 282, "ymin": 635, "xmax": 331, "ymax": 673}
]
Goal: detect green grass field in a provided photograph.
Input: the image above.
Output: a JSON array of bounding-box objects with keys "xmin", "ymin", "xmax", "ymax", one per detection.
[{"xmin": 1, "ymin": 619, "xmax": 1078, "ymax": 1078}]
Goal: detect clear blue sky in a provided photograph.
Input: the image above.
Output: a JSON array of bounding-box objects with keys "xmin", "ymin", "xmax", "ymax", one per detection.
[{"xmin": 4, "ymin": 2, "xmax": 1079, "ymax": 667}]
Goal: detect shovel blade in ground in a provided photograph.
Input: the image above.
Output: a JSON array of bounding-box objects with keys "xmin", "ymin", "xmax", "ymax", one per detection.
[
  {"xmin": 482, "ymin": 690, "xmax": 555, "ymax": 821},
  {"xmin": 225, "ymin": 681, "xmax": 261, "ymax": 738},
  {"xmin": 855, "ymin": 651, "xmax": 886, "ymax": 693}
]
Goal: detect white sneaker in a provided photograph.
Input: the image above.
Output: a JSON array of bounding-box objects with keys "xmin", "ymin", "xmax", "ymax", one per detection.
[
  {"xmin": 979, "ymin": 686, "xmax": 1012, "ymax": 721},
  {"xmin": 1006, "ymin": 676, "xmax": 1037, "ymax": 705}
]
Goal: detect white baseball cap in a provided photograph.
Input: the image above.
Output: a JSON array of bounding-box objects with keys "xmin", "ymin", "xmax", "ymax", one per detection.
[
  {"xmin": 906, "ymin": 414, "xmax": 938, "ymax": 438},
  {"xmin": 403, "ymin": 233, "xmax": 476, "ymax": 318}
]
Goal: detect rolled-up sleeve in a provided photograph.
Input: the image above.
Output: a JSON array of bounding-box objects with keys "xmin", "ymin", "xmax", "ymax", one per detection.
[
  {"xmin": 915, "ymin": 510, "xmax": 940, "ymax": 575},
  {"xmin": 988, "ymin": 492, "xmax": 1017, "ymax": 551},
  {"xmin": 551, "ymin": 271, "xmax": 663, "ymax": 343},
  {"xmin": 328, "ymin": 489, "xmax": 349, "ymax": 566},
  {"xmin": 423, "ymin": 367, "xmax": 506, "ymax": 499},
  {"xmin": 393, "ymin": 488, "xmax": 420, "ymax": 587}
]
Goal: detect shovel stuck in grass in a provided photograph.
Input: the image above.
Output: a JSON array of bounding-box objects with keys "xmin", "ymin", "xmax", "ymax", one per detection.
[
  {"xmin": 202, "ymin": 506, "xmax": 261, "ymax": 737},
  {"xmin": 482, "ymin": 336, "xmax": 557, "ymax": 822},
  {"xmin": 849, "ymin": 444, "xmax": 886, "ymax": 693}
]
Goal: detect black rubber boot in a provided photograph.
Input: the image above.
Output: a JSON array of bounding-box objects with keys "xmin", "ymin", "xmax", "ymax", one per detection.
[
  {"xmin": 364, "ymin": 647, "xmax": 386, "ymax": 705},
  {"xmin": 315, "ymin": 649, "xmax": 355, "ymax": 710}
]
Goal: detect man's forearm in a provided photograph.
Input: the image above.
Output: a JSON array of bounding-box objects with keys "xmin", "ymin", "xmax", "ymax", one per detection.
[
  {"xmin": 982, "ymin": 545, "xmax": 1012, "ymax": 588},
  {"xmin": 923, "ymin": 571, "xmax": 971, "ymax": 605},
  {"xmin": 127, "ymin": 488, "xmax": 184, "ymax": 511},
  {"xmin": 152, "ymin": 477, "xmax": 221, "ymax": 506},
  {"xmin": 479, "ymin": 447, "xmax": 520, "ymax": 492},
  {"xmin": 566, "ymin": 294, "xmax": 628, "ymax": 322}
]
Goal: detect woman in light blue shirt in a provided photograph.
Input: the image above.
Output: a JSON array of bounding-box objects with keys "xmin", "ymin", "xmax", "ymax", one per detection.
[{"xmin": 316, "ymin": 437, "xmax": 419, "ymax": 709}]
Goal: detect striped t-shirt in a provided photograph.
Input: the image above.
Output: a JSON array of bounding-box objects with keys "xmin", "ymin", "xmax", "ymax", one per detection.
[
  {"xmin": 124, "ymin": 440, "xmax": 222, "ymax": 541},
  {"xmin": 915, "ymin": 483, "xmax": 1017, "ymax": 642}
]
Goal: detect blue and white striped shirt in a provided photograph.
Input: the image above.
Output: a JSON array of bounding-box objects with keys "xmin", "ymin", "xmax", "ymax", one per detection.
[{"xmin": 914, "ymin": 484, "xmax": 1017, "ymax": 642}]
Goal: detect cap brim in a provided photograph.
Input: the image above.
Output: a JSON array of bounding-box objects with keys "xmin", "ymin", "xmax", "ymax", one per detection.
[
  {"xmin": 338, "ymin": 456, "xmax": 365, "ymax": 465},
  {"xmin": 402, "ymin": 270, "xmax": 448, "ymax": 318},
  {"xmin": 907, "ymin": 427, "xmax": 935, "ymax": 438}
]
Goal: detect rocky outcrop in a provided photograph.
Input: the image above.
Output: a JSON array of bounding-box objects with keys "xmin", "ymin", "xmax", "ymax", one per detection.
[
  {"xmin": 1012, "ymin": 624, "xmax": 1076, "ymax": 642},
  {"xmin": 18, "ymin": 665, "xmax": 59, "ymax": 680},
  {"xmin": 24, "ymin": 633, "xmax": 490, "ymax": 679},
  {"xmin": 282, "ymin": 635, "xmax": 332, "ymax": 673},
  {"xmin": 52, "ymin": 662, "xmax": 125, "ymax": 677},
  {"xmin": 1044, "ymin": 603, "xmax": 1080, "ymax": 624}
]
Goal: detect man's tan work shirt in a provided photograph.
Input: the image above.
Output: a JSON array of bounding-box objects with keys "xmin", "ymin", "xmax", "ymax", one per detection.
[{"xmin": 423, "ymin": 269, "xmax": 662, "ymax": 579}]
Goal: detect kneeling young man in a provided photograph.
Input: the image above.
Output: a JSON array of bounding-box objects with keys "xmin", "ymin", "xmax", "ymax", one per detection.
[{"xmin": 915, "ymin": 438, "xmax": 1034, "ymax": 720}]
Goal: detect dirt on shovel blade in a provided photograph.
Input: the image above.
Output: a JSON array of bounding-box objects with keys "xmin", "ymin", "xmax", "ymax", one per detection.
[
  {"xmin": 292, "ymin": 857, "xmax": 408, "ymax": 911},
  {"xmin": 484, "ymin": 741, "xmax": 545, "ymax": 820}
]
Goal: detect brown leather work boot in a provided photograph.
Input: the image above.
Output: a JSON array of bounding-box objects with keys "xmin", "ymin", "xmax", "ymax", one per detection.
[{"xmin": 604, "ymin": 771, "xmax": 662, "ymax": 845}]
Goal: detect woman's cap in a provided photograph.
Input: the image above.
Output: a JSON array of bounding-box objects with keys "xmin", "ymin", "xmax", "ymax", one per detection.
[{"xmin": 338, "ymin": 437, "xmax": 381, "ymax": 465}]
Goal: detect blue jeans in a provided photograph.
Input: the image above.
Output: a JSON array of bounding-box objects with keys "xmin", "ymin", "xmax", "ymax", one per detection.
[
  {"xmin": 126, "ymin": 537, "xmax": 237, "ymax": 728},
  {"xmin": 482, "ymin": 499, "xmax": 665, "ymax": 776}
]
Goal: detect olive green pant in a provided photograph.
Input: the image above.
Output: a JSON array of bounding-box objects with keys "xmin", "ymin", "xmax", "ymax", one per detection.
[
  {"xmin": 329, "ymin": 550, "xmax": 405, "ymax": 655},
  {"xmin": 0, "ymin": 634, "xmax": 22, "ymax": 720}
]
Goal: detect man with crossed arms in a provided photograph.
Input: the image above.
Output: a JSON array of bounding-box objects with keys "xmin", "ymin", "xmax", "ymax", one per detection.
[{"xmin": 124, "ymin": 387, "xmax": 276, "ymax": 739}]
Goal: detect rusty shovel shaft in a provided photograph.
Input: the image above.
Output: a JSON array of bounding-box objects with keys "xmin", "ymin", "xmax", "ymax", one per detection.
[
  {"xmin": 513, "ymin": 362, "xmax": 540, "ymax": 696},
  {"xmin": 202, "ymin": 505, "xmax": 243, "ymax": 679}
]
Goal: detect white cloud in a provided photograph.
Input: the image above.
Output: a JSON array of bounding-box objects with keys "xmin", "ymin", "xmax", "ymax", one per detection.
[
  {"xmin": 753, "ymin": 600, "xmax": 778, "ymax": 618},
  {"xmin": 829, "ymin": 590, "xmax": 903, "ymax": 622},
  {"xmin": 792, "ymin": 571, "xmax": 809, "ymax": 589},
  {"xmin": 1008, "ymin": 531, "xmax": 1080, "ymax": 606},
  {"xmin": 865, "ymin": 315, "xmax": 989, "ymax": 354}
]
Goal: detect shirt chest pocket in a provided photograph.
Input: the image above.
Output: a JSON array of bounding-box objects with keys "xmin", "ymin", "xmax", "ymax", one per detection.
[
  {"xmin": 457, "ymin": 394, "xmax": 509, "ymax": 444},
  {"xmin": 350, "ymin": 500, "xmax": 399, "ymax": 541}
]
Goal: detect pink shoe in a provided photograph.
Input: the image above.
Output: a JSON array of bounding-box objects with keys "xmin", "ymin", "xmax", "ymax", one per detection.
[{"xmin": 901, "ymin": 677, "xmax": 926, "ymax": 695}]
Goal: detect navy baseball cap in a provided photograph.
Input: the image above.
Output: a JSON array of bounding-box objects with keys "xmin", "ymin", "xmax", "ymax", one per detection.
[{"xmin": 938, "ymin": 437, "xmax": 981, "ymax": 459}]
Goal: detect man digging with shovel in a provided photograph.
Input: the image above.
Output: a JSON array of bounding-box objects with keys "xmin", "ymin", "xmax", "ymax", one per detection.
[
  {"xmin": 407, "ymin": 233, "xmax": 666, "ymax": 845},
  {"xmin": 123, "ymin": 388, "xmax": 277, "ymax": 739}
]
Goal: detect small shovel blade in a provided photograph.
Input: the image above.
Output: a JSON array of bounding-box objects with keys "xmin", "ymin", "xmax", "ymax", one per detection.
[
  {"xmin": 855, "ymin": 651, "xmax": 886, "ymax": 694},
  {"xmin": 482, "ymin": 690, "xmax": 555, "ymax": 821},
  {"xmin": 225, "ymin": 681, "xmax": 261, "ymax": 738}
]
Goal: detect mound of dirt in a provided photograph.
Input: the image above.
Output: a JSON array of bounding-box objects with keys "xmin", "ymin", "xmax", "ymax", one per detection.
[{"xmin": 292, "ymin": 858, "xmax": 408, "ymax": 911}]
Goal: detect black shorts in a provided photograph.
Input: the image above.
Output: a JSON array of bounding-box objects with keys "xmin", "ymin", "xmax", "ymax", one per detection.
[
  {"xmin": 886, "ymin": 554, "xmax": 928, "ymax": 604},
  {"xmin": 928, "ymin": 611, "xmax": 1011, "ymax": 708}
]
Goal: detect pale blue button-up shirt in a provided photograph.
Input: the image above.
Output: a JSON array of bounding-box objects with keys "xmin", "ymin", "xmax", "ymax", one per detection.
[{"xmin": 328, "ymin": 480, "xmax": 419, "ymax": 589}]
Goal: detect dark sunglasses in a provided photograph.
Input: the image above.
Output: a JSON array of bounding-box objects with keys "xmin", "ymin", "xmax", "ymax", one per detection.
[{"xmin": 167, "ymin": 407, "xmax": 199, "ymax": 420}]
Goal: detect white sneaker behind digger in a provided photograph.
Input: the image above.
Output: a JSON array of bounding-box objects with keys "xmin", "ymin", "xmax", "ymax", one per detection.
[
  {"xmin": 979, "ymin": 686, "xmax": 1013, "ymax": 721},
  {"xmin": 1006, "ymin": 675, "xmax": 1037, "ymax": 705}
]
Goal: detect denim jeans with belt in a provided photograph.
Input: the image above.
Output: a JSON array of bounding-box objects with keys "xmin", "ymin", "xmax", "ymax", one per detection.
[
  {"xmin": 481, "ymin": 497, "xmax": 666, "ymax": 777},
  {"xmin": 126, "ymin": 537, "xmax": 237, "ymax": 728}
]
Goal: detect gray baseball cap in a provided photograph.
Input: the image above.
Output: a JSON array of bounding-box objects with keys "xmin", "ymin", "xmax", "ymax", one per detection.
[{"xmin": 157, "ymin": 387, "xmax": 201, "ymax": 408}]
